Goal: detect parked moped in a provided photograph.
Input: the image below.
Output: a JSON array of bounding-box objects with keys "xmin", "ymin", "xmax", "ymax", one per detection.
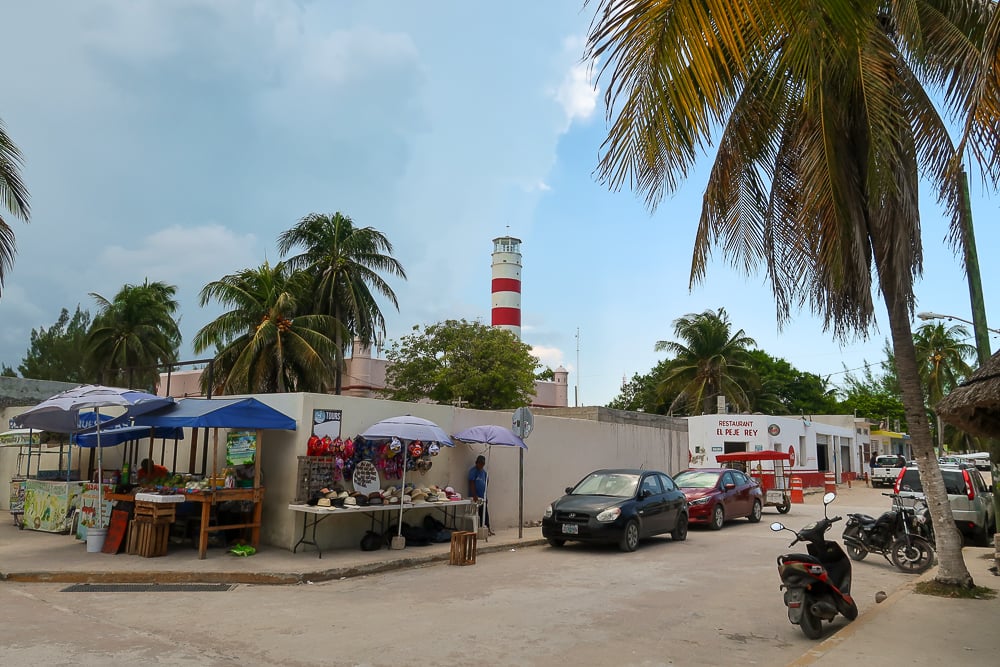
[
  {"xmin": 842, "ymin": 492, "xmax": 935, "ymax": 574},
  {"xmin": 771, "ymin": 492, "xmax": 858, "ymax": 639}
]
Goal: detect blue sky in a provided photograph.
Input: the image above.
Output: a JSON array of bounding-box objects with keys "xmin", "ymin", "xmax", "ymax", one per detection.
[{"xmin": 1, "ymin": 1, "xmax": 997, "ymax": 406}]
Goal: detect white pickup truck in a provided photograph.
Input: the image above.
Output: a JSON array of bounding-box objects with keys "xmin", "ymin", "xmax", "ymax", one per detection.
[{"xmin": 871, "ymin": 454, "xmax": 907, "ymax": 487}]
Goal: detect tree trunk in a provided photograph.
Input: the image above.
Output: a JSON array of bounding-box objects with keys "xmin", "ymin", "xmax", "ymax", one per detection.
[{"xmin": 883, "ymin": 283, "xmax": 973, "ymax": 587}]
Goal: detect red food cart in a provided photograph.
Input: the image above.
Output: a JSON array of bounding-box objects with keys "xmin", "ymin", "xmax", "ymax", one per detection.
[{"xmin": 715, "ymin": 451, "xmax": 792, "ymax": 514}]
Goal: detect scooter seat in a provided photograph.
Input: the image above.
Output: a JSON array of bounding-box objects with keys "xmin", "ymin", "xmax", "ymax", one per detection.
[{"xmin": 780, "ymin": 553, "xmax": 821, "ymax": 565}]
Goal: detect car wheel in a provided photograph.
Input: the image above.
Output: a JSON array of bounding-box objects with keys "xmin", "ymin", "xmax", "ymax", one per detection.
[
  {"xmin": 619, "ymin": 519, "xmax": 640, "ymax": 552},
  {"xmin": 547, "ymin": 538, "xmax": 566, "ymax": 548},
  {"xmin": 709, "ymin": 504, "xmax": 725, "ymax": 530},
  {"xmin": 671, "ymin": 513, "xmax": 688, "ymax": 541},
  {"xmin": 748, "ymin": 500, "xmax": 762, "ymax": 523}
]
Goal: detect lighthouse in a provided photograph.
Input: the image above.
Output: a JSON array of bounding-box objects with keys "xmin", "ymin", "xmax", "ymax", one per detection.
[{"xmin": 491, "ymin": 235, "xmax": 522, "ymax": 339}]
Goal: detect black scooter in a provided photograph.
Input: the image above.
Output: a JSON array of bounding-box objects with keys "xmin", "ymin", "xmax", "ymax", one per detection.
[{"xmin": 770, "ymin": 492, "xmax": 858, "ymax": 639}]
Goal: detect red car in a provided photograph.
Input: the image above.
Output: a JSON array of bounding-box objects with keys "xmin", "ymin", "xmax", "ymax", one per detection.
[{"xmin": 672, "ymin": 468, "xmax": 764, "ymax": 529}]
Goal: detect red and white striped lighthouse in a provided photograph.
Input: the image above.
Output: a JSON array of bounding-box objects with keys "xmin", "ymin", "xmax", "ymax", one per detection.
[{"xmin": 491, "ymin": 236, "xmax": 522, "ymax": 339}]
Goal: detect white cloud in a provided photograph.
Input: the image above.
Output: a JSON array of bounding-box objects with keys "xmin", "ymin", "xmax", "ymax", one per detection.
[
  {"xmin": 552, "ymin": 36, "xmax": 599, "ymax": 129},
  {"xmin": 530, "ymin": 344, "xmax": 566, "ymax": 370}
]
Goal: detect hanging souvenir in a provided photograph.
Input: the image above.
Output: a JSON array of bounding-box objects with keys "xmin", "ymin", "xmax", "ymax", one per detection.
[
  {"xmin": 428, "ymin": 442, "xmax": 440, "ymax": 456},
  {"xmin": 408, "ymin": 441, "xmax": 423, "ymax": 458}
]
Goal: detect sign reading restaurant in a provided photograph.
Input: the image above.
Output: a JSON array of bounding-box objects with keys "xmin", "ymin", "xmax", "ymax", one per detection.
[{"xmin": 716, "ymin": 419, "xmax": 759, "ymax": 437}]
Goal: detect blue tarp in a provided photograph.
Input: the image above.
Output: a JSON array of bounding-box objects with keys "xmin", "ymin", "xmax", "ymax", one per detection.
[
  {"xmin": 72, "ymin": 424, "xmax": 186, "ymax": 448},
  {"xmin": 132, "ymin": 397, "xmax": 297, "ymax": 431}
]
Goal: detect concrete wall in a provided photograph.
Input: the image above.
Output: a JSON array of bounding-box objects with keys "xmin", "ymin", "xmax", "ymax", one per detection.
[{"xmin": 1, "ymin": 388, "xmax": 688, "ymax": 552}]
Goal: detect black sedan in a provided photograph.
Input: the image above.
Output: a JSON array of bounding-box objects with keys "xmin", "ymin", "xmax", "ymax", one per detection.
[{"xmin": 541, "ymin": 469, "xmax": 689, "ymax": 552}]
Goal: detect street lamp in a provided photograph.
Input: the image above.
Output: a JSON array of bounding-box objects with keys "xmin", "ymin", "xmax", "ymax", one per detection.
[{"xmin": 916, "ymin": 312, "xmax": 1000, "ymax": 337}]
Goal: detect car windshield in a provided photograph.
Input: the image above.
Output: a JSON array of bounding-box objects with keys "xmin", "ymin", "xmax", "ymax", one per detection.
[
  {"xmin": 876, "ymin": 456, "xmax": 904, "ymax": 467},
  {"xmin": 572, "ymin": 473, "xmax": 640, "ymax": 497},
  {"xmin": 672, "ymin": 471, "xmax": 721, "ymax": 489},
  {"xmin": 900, "ymin": 469, "xmax": 970, "ymax": 496}
]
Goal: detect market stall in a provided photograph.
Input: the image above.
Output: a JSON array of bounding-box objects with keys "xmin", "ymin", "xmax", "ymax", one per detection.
[
  {"xmin": 2, "ymin": 427, "xmax": 83, "ymax": 533},
  {"xmin": 130, "ymin": 397, "xmax": 297, "ymax": 559}
]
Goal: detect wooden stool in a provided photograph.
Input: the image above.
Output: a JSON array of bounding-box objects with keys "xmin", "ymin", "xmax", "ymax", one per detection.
[{"xmin": 449, "ymin": 531, "xmax": 477, "ymax": 566}]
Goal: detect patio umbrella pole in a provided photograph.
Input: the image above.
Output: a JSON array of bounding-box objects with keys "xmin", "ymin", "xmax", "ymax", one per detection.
[
  {"xmin": 397, "ymin": 446, "xmax": 407, "ymax": 538},
  {"xmin": 96, "ymin": 407, "xmax": 103, "ymax": 527}
]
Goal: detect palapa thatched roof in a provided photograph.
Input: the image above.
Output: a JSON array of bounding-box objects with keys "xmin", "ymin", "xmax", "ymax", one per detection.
[{"xmin": 936, "ymin": 350, "xmax": 1000, "ymax": 438}]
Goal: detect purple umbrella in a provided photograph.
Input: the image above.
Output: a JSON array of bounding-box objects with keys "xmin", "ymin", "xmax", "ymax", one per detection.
[{"xmin": 452, "ymin": 424, "xmax": 527, "ymax": 449}]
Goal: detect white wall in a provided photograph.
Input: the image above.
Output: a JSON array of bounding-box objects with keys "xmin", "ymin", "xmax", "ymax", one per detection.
[{"xmin": 3, "ymin": 396, "xmax": 689, "ymax": 552}]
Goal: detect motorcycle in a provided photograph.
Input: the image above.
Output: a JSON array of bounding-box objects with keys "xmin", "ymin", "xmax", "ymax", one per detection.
[
  {"xmin": 841, "ymin": 492, "xmax": 935, "ymax": 574},
  {"xmin": 770, "ymin": 492, "xmax": 858, "ymax": 639}
]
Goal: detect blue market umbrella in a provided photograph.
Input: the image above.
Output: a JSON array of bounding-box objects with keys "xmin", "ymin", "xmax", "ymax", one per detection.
[{"xmin": 14, "ymin": 385, "xmax": 174, "ymax": 525}]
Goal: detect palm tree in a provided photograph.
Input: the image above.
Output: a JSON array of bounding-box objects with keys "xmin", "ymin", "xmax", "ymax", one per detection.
[
  {"xmin": 586, "ymin": 1, "xmax": 988, "ymax": 587},
  {"xmin": 194, "ymin": 261, "xmax": 343, "ymax": 394},
  {"xmin": 913, "ymin": 322, "xmax": 976, "ymax": 450},
  {"xmin": 655, "ymin": 308, "xmax": 757, "ymax": 414},
  {"xmin": 0, "ymin": 117, "xmax": 30, "ymax": 295},
  {"xmin": 88, "ymin": 279, "xmax": 181, "ymax": 388},
  {"xmin": 277, "ymin": 212, "xmax": 406, "ymax": 394}
]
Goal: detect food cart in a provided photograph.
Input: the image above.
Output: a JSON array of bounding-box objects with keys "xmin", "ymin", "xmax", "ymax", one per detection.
[{"xmin": 715, "ymin": 451, "xmax": 792, "ymax": 514}]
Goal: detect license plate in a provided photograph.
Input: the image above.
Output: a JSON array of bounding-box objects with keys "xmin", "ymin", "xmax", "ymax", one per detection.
[{"xmin": 562, "ymin": 523, "xmax": 578, "ymax": 534}]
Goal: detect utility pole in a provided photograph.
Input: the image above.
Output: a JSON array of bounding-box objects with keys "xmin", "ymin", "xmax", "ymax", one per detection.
[
  {"xmin": 575, "ymin": 327, "xmax": 580, "ymax": 407},
  {"xmin": 958, "ymin": 168, "xmax": 992, "ymax": 365}
]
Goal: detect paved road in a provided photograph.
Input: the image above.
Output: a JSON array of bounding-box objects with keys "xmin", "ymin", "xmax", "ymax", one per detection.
[{"xmin": 0, "ymin": 488, "xmax": 916, "ymax": 666}]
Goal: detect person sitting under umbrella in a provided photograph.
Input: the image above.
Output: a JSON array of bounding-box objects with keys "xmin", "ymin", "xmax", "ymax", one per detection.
[{"xmin": 137, "ymin": 458, "xmax": 168, "ymax": 483}]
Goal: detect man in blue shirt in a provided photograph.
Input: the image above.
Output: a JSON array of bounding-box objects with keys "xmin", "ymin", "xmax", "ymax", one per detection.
[{"xmin": 468, "ymin": 455, "xmax": 494, "ymax": 535}]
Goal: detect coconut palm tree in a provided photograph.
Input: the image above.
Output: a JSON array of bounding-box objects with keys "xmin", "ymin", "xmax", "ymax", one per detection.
[
  {"xmin": 277, "ymin": 212, "xmax": 406, "ymax": 394},
  {"xmin": 586, "ymin": 0, "xmax": 989, "ymax": 587},
  {"xmin": 194, "ymin": 261, "xmax": 343, "ymax": 394},
  {"xmin": 0, "ymin": 117, "xmax": 30, "ymax": 295},
  {"xmin": 87, "ymin": 279, "xmax": 181, "ymax": 388},
  {"xmin": 914, "ymin": 322, "xmax": 976, "ymax": 450},
  {"xmin": 654, "ymin": 308, "xmax": 757, "ymax": 414}
]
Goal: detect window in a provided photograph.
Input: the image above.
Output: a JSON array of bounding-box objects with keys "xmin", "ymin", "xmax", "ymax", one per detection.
[
  {"xmin": 657, "ymin": 474, "xmax": 676, "ymax": 492},
  {"xmin": 641, "ymin": 475, "xmax": 664, "ymax": 496}
]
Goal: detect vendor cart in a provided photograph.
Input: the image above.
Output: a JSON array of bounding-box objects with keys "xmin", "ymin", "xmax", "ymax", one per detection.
[{"xmin": 715, "ymin": 451, "xmax": 792, "ymax": 514}]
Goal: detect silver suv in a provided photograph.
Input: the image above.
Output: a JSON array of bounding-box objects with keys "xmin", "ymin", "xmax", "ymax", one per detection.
[{"xmin": 895, "ymin": 464, "xmax": 996, "ymax": 546}]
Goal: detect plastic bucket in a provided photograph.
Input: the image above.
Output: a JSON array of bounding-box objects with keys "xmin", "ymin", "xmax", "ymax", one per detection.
[{"xmin": 86, "ymin": 527, "xmax": 108, "ymax": 553}]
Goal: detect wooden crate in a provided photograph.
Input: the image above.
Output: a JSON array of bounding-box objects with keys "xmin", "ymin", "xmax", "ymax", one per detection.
[
  {"xmin": 127, "ymin": 520, "xmax": 170, "ymax": 558},
  {"xmin": 449, "ymin": 531, "xmax": 477, "ymax": 566},
  {"xmin": 134, "ymin": 501, "xmax": 176, "ymax": 525}
]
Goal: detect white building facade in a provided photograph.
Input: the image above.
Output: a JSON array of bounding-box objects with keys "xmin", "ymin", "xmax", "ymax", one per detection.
[{"xmin": 685, "ymin": 414, "xmax": 860, "ymax": 488}]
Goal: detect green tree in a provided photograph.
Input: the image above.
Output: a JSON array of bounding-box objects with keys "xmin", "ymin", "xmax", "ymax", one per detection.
[
  {"xmin": 746, "ymin": 350, "xmax": 840, "ymax": 416},
  {"xmin": 384, "ymin": 319, "xmax": 538, "ymax": 410},
  {"xmin": 0, "ymin": 117, "xmax": 30, "ymax": 296},
  {"xmin": 836, "ymin": 363, "xmax": 906, "ymax": 431},
  {"xmin": 87, "ymin": 280, "xmax": 181, "ymax": 389},
  {"xmin": 587, "ymin": 0, "xmax": 985, "ymax": 585},
  {"xmin": 913, "ymin": 322, "xmax": 976, "ymax": 451},
  {"xmin": 607, "ymin": 359, "xmax": 673, "ymax": 414},
  {"xmin": 277, "ymin": 212, "xmax": 406, "ymax": 394},
  {"xmin": 194, "ymin": 261, "xmax": 343, "ymax": 394},
  {"xmin": 654, "ymin": 308, "xmax": 757, "ymax": 415},
  {"xmin": 18, "ymin": 306, "xmax": 95, "ymax": 383}
]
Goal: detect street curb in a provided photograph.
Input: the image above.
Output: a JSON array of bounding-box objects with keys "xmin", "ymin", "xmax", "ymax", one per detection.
[
  {"xmin": 784, "ymin": 577, "xmax": 918, "ymax": 667},
  {"xmin": 0, "ymin": 538, "xmax": 549, "ymax": 586}
]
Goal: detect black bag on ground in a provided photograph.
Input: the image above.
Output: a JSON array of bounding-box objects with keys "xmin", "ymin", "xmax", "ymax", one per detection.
[
  {"xmin": 360, "ymin": 530, "xmax": 384, "ymax": 551},
  {"xmin": 423, "ymin": 515, "xmax": 446, "ymax": 533}
]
